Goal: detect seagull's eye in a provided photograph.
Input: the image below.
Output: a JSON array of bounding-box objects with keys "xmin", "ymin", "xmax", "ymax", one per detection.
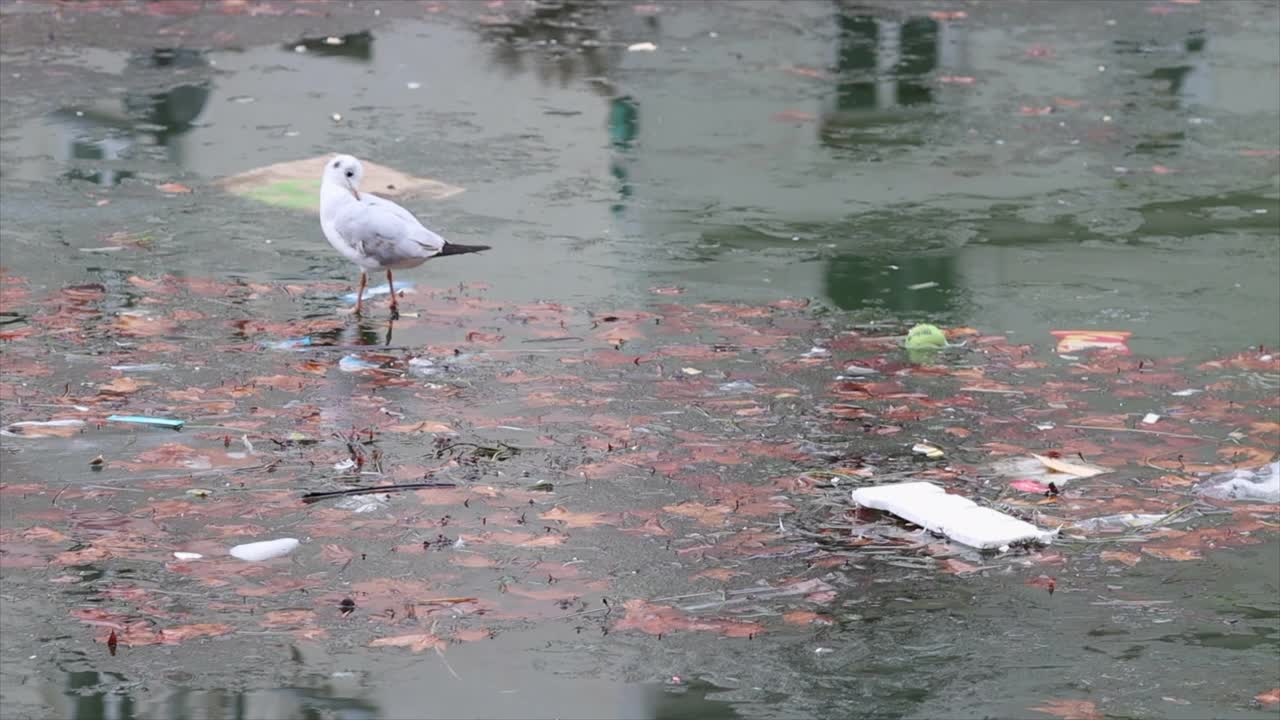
[
  {"xmin": 332, "ymin": 161, "xmax": 340, "ymax": 168},
  {"xmin": 345, "ymin": 170, "xmax": 354, "ymax": 178}
]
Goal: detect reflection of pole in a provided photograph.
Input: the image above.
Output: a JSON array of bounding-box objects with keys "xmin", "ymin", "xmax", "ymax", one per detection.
[
  {"xmin": 608, "ymin": 95, "xmax": 638, "ymax": 216},
  {"xmin": 875, "ymin": 19, "xmax": 899, "ymax": 110}
]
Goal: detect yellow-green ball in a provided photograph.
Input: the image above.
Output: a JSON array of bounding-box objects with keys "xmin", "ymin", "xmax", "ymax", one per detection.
[{"xmin": 905, "ymin": 323, "xmax": 947, "ymax": 350}]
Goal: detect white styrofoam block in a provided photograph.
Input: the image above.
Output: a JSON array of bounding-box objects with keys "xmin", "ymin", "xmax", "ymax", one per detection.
[
  {"xmin": 229, "ymin": 538, "xmax": 299, "ymax": 562},
  {"xmin": 851, "ymin": 482, "xmax": 1054, "ymax": 550}
]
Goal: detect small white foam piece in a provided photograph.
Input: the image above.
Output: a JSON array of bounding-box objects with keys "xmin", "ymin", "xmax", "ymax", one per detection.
[
  {"xmin": 229, "ymin": 538, "xmax": 299, "ymax": 562},
  {"xmin": 173, "ymin": 551, "xmax": 203, "ymax": 561},
  {"xmin": 851, "ymin": 482, "xmax": 1054, "ymax": 550}
]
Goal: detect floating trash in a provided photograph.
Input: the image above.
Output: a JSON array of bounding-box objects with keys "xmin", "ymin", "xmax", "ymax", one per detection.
[
  {"xmin": 851, "ymin": 482, "xmax": 1054, "ymax": 550},
  {"xmin": 106, "ymin": 415, "xmax": 184, "ymax": 430},
  {"xmin": 343, "ymin": 281, "xmax": 415, "ymax": 304},
  {"xmin": 335, "ymin": 494, "xmax": 389, "ymax": 514},
  {"xmin": 1, "ymin": 419, "xmax": 86, "ymax": 437},
  {"xmin": 339, "ymin": 355, "xmax": 381, "ymax": 372},
  {"xmin": 262, "ymin": 336, "xmax": 312, "ymax": 351},
  {"xmin": 1197, "ymin": 462, "xmax": 1279, "ymax": 503},
  {"xmin": 229, "ymin": 538, "xmax": 299, "ymax": 562},
  {"xmin": 109, "ymin": 363, "xmax": 170, "ymax": 372},
  {"xmin": 911, "ymin": 442, "xmax": 945, "ymax": 459}
]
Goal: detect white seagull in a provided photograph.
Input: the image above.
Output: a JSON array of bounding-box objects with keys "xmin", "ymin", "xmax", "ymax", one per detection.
[{"xmin": 319, "ymin": 154, "xmax": 488, "ymax": 318}]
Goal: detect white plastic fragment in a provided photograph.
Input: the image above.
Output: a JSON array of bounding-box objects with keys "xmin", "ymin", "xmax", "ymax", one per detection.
[
  {"xmin": 1, "ymin": 419, "xmax": 86, "ymax": 437},
  {"xmin": 343, "ymin": 281, "xmax": 414, "ymax": 303},
  {"xmin": 911, "ymin": 442, "xmax": 944, "ymax": 459},
  {"xmin": 229, "ymin": 538, "xmax": 299, "ymax": 562},
  {"xmin": 339, "ymin": 355, "xmax": 380, "ymax": 372},
  {"xmin": 173, "ymin": 552, "xmax": 203, "ymax": 561},
  {"xmin": 1074, "ymin": 513, "xmax": 1168, "ymax": 532},
  {"xmin": 627, "ymin": 42, "xmax": 657, "ymax": 52},
  {"xmin": 1141, "ymin": 413, "xmax": 1160, "ymax": 425},
  {"xmin": 1197, "ymin": 462, "xmax": 1280, "ymax": 503},
  {"xmin": 851, "ymin": 482, "xmax": 1054, "ymax": 550}
]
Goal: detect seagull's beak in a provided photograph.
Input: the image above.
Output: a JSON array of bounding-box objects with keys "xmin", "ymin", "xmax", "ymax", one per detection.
[{"xmin": 346, "ymin": 179, "xmax": 360, "ymax": 201}]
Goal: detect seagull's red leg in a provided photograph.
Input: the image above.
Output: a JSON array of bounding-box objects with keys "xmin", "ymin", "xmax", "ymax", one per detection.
[
  {"xmin": 354, "ymin": 271, "xmax": 367, "ymax": 315},
  {"xmin": 386, "ymin": 269, "xmax": 399, "ymax": 319}
]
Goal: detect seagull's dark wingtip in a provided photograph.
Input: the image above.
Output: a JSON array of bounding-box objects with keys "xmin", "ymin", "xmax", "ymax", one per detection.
[{"xmin": 436, "ymin": 242, "xmax": 491, "ymax": 257}]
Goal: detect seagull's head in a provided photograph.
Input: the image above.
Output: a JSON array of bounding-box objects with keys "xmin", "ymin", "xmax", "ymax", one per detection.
[{"xmin": 325, "ymin": 154, "xmax": 364, "ymax": 200}]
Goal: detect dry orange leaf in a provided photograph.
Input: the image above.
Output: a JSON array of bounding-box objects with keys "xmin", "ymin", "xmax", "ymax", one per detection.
[
  {"xmin": 261, "ymin": 610, "xmax": 317, "ymax": 627},
  {"xmin": 156, "ymin": 182, "xmax": 193, "ymax": 194},
  {"xmin": 1029, "ymin": 699, "xmax": 1102, "ymax": 720},
  {"xmin": 1255, "ymin": 688, "xmax": 1280, "ymax": 705},
  {"xmin": 540, "ymin": 506, "xmax": 614, "ymax": 528},
  {"xmin": 99, "ymin": 376, "xmax": 149, "ymax": 395},
  {"xmin": 158, "ymin": 623, "xmax": 234, "ymax": 644},
  {"xmin": 782, "ymin": 610, "xmax": 832, "ymax": 626},
  {"xmin": 940, "ymin": 558, "xmax": 981, "ymax": 574},
  {"xmin": 663, "ymin": 501, "xmax": 731, "ymax": 526},
  {"xmin": 451, "ymin": 554, "xmax": 498, "ymax": 568},
  {"xmin": 369, "ymin": 633, "xmax": 445, "ymax": 653},
  {"xmin": 387, "ymin": 420, "xmax": 454, "ymax": 434},
  {"xmin": 1142, "ymin": 546, "xmax": 1201, "ymax": 561},
  {"xmin": 1100, "ymin": 550, "xmax": 1141, "ymax": 567}
]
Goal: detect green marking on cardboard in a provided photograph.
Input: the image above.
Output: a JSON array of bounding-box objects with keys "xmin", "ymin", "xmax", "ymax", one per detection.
[{"xmin": 235, "ymin": 178, "xmax": 322, "ymax": 211}]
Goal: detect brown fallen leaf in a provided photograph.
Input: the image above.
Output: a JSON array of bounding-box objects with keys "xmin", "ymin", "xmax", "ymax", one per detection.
[
  {"xmin": 691, "ymin": 568, "xmax": 743, "ymax": 582},
  {"xmin": 369, "ymin": 633, "xmax": 445, "ymax": 653},
  {"xmin": 540, "ymin": 506, "xmax": 615, "ymax": 528},
  {"xmin": 465, "ymin": 331, "xmax": 504, "ymax": 344},
  {"xmin": 158, "ymin": 623, "xmax": 234, "ymax": 644},
  {"xmin": 451, "ymin": 627, "xmax": 493, "ymax": 642},
  {"xmin": 1029, "ymin": 699, "xmax": 1102, "ymax": 720},
  {"xmin": 261, "ymin": 610, "xmax": 317, "ymax": 627},
  {"xmin": 1255, "ymin": 688, "xmax": 1280, "ymax": 705},
  {"xmin": 99, "ymin": 376, "xmax": 149, "ymax": 395},
  {"xmin": 156, "ymin": 182, "xmax": 193, "ymax": 194},
  {"xmin": 1142, "ymin": 546, "xmax": 1201, "ymax": 561},
  {"xmin": 940, "ymin": 558, "xmax": 981, "ymax": 575},
  {"xmin": 1026, "ymin": 575, "xmax": 1057, "ymax": 595},
  {"xmin": 1100, "ymin": 550, "xmax": 1142, "ymax": 567},
  {"xmin": 388, "ymin": 420, "xmax": 455, "ymax": 434},
  {"xmin": 614, "ymin": 599, "xmax": 764, "ymax": 638},
  {"xmin": 782, "ymin": 610, "xmax": 832, "ymax": 626}
]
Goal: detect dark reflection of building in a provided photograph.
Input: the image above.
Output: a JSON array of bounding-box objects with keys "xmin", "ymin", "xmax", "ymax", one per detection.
[
  {"xmin": 43, "ymin": 672, "xmax": 382, "ymax": 720},
  {"xmin": 820, "ymin": 4, "xmax": 968, "ymax": 151},
  {"xmin": 1106, "ymin": 11, "xmax": 1212, "ymax": 160},
  {"xmin": 824, "ymin": 252, "xmax": 959, "ymax": 315},
  {"xmin": 283, "ymin": 31, "xmax": 374, "ymax": 62},
  {"xmin": 474, "ymin": 0, "xmax": 620, "ymax": 93},
  {"xmin": 52, "ymin": 48, "xmax": 211, "ymax": 186}
]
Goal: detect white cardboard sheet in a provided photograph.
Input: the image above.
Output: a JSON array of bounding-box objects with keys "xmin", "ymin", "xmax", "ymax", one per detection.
[{"xmin": 851, "ymin": 482, "xmax": 1054, "ymax": 550}]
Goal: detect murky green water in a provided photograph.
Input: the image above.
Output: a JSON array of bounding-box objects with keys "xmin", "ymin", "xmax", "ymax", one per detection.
[{"xmin": 2, "ymin": 1, "xmax": 1277, "ymax": 719}]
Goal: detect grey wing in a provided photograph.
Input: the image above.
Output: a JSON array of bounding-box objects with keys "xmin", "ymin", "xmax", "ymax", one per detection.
[
  {"xmin": 366, "ymin": 194, "xmax": 447, "ymax": 252},
  {"xmin": 333, "ymin": 203, "xmax": 440, "ymax": 268}
]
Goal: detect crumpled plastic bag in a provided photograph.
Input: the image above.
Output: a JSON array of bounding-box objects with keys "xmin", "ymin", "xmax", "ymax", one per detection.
[{"xmin": 1197, "ymin": 462, "xmax": 1279, "ymax": 503}]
